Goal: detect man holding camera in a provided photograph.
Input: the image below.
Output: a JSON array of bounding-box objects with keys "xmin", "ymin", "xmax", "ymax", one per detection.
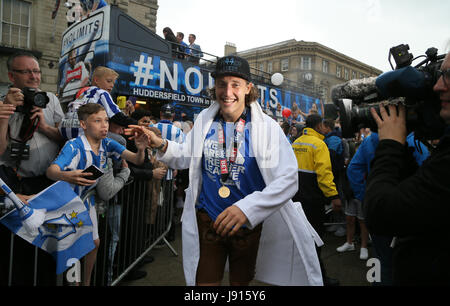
[
  {"xmin": 0, "ymin": 51, "xmax": 64, "ymax": 285},
  {"xmin": 0, "ymin": 51, "xmax": 63, "ymax": 189},
  {"xmin": 365, "ymin": 51, "xmax": 450, "ymax": 285}
]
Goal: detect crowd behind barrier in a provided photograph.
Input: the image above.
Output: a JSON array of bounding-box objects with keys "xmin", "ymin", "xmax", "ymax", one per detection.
[
  {"xmin": 1, "ymin": 120, "xmax": 354, "ymax": 286},
  {"xmin": 0, "ymin": 175, "xmax": 176, "ymax": 286},
  {"xmin": 3, "ymin": 40, "xmax": 444, "ymax": 287},
  {"xmin": 90, "ymin": 176, "xmax": 177, "ymax": 286}
]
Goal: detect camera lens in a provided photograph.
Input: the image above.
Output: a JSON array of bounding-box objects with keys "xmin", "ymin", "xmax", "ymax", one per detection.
[{"xmin": 33, "ymin": 92, "xmax": 49, "ymax": 108}]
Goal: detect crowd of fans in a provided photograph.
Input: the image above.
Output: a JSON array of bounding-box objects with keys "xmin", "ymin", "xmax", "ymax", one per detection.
[
  {"xmin": 0, "ymin": 50, "xmax": 396, "ymax": 286},
  {"xmin": 1, "ymin": 42, "xmax": 447, "ymax": 287},
  {"xmin": 0, "ymin": 51, "xmax": 192, "ymax": 285}
]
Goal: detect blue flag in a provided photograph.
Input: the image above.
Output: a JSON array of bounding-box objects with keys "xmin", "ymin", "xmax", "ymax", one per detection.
[{"xmin": 0, "ymin": 181, "xmax": 95, "ymax": 274}]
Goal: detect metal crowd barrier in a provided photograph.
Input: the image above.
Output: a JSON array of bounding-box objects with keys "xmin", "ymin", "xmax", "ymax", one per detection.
[
  {"xmin": 0, "ymin": 177, "xmax": 177, "ymax": 286},
  {"xmin": 92, "ymin": 177, "xmax": 177, "ymax": 286}
]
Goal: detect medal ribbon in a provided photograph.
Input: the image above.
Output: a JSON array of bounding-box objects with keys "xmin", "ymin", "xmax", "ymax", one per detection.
[{"xmin": 216, "ymin": 108, "xmax": 247, "ymax": 186}]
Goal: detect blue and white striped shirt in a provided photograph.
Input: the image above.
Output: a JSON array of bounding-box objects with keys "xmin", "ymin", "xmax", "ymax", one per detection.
[
  {"xmin": 151, "ymin": 120, "xmax": 185, "ymax": 144},
  {"xmin": 52, "ymin": 135, "xmax": 125, "ymax": 205},
  {"xmin": 83, "ymin": 87, "xmax": 121, "ymax": 118},
  {"xmin": 151, "ymin": 120, "xmax": 185, "ymax": 180},
  {"xmin": 59, "ymin": 86, "xmax": 122, "ymax": 140}
]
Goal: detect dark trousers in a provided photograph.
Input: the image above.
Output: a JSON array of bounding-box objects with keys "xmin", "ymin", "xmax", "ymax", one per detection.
[
  {"xmin": 299, "ymin": 198, "xmax": 328, "ymax": 281},
  {"xmin": 371, "ymin": 234, "xmax": 393, "ymax": 286}
]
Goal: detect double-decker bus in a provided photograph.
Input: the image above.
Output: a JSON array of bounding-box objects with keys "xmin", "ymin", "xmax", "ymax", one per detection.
[{"xmin": 58, "ymin": 5, "xmax": 323, "ymax": 121}]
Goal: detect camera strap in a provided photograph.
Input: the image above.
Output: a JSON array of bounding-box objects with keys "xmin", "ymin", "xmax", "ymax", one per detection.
[
  {"xmin": 7, "ymin": 115, "xmax": 40, "ymax": 175},
  {"xmin": 9, "ymin": 116, "xmax": 40, "ymax": 143}
]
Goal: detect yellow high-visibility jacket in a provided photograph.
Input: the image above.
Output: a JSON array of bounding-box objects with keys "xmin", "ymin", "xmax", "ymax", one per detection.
[{"xmin": 292, "ymin": 127, "xmax": 339, "ymax": 202}]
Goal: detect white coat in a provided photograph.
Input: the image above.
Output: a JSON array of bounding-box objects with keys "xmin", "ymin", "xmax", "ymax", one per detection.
[{"xmin": 158, "ymin": 100, "xmax": 324, "ymax": 286}]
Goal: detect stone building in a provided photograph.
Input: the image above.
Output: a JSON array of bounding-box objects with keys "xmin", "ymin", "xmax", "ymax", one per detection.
[
  {"xmin": 0, "ymin": 0, "xmax": 158, "ymax": 94},
  {"xmin": 226, "ymin": 39, "xmax": 383, "ymax": 103}
]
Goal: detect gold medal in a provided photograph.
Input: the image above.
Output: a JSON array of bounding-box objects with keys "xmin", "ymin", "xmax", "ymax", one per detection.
[{"xmin": 218, "ymin": 186, "xmax": 231, "ymax": 198}]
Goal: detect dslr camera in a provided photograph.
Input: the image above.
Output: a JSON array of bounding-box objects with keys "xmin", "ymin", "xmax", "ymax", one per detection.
[
  {"xmin": 15, "ymin": 87, "xmax": 50, "ymax": 115},
  {"xmin": 12, "ymin": 87, "xmax": 50, "ymax": 156},
  {"xmin": 332, "ymin": 44, "xmax": 446, "ymax": 141}
]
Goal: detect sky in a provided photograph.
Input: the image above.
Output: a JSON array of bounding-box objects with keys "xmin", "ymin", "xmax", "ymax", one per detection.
[{"xmin": 156, "ymin": 0, "xmax": 450, "ymax": 73}]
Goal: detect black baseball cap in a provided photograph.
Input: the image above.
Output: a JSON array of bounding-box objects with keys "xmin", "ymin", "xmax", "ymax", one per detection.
[
  {"xmin": 211, "ymin": 55, "xmax": 251, "ymax": 82},
  {"xmin": 161, "ymin": 103, "xmax": 175, "ymax": 116},
  {"xmin": 110, "ymin": 112, "xmax": 138, "ymax": 127}
]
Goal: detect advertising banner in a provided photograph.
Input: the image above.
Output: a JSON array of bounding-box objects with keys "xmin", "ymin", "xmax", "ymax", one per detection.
[{"xmin": 58, "ymin": 6, "xmax": 321, "ymax": 118}]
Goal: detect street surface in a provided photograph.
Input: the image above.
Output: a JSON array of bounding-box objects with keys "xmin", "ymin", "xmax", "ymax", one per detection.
[{"xmin": 120, "ymin": 224, "xmax": 372, "ymax": 287}]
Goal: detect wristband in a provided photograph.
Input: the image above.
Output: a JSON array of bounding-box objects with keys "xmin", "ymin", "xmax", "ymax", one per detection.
[{"xmin": 155, "ymin": 139, "xmax": 167, "ymax": 150}]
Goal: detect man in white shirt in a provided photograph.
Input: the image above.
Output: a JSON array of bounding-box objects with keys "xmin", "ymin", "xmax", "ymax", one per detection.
[{"xmin": 0, "ymin": 51, "xmax": 64, "ymax": 286}]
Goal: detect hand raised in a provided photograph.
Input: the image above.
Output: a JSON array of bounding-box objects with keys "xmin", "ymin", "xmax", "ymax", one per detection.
[
  {"xmin": 0, "ymin": 101, "xmax": 15, "ymax": 119},
  {"xmin": 153, "ymin": 167, "xmax": 167, "ymax": 179},
  {"xmin": 133, "ymin": 129, "xmax": 150, "ymax": 149},
  {"xmin": 4, "ymin": 87, "xmax": 24, "ymax": 107},
  {"xmin": 125, "ymin": 125, "xmax": 161, "ymax": 148},
  {"xmin": 370, "ymin": 103, "xmax": 407, "ymax": 145}
]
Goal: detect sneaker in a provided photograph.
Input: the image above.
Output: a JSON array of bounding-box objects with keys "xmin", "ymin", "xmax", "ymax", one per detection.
[
  {"xmin": 360, "ymin": 247, "xmax": 369, "ymax": 260},
  {"xmin": 334, "ymin": 226, "xmax": 346, "ymax": 237},
  {"xmin": 336, "ymin": 242, "xmax": 355, "ymax": 252}
]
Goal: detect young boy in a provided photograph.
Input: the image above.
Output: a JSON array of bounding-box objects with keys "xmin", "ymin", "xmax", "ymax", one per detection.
[
  {"xmin": 47, "ymin": 103, "xmax": 147, "ymax": 285},
  {"xmin": 59, "ymin": 66, "xmax": 134, "ymax": 140}
]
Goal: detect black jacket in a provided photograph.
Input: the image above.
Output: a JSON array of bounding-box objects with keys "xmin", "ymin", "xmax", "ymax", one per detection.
[{"xmin": 364, "ymin": 131, "xmax": 450, "ymax": 285}]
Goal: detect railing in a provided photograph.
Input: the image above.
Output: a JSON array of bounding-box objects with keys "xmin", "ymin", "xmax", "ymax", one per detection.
[
  {"xmin": 0, "ymin": 177, "xmax": 177, "ymax": 286},
  {"xmin": 92, "ymin": 177, "xmax": 177, "ymax": 286},
  {"xmin": 167, "ymin": 40, "xmax": 219, "ymax": 67}
]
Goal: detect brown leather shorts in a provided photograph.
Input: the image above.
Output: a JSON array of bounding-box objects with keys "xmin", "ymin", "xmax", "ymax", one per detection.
[{"xmin": 195, "ymin": 209, "xmax": 263, "ymax": 284}]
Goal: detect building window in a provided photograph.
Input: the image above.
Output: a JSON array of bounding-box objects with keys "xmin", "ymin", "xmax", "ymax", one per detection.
[
  {"xmin": 0, "ymin": 0, "xmax": 31, "ymax": 49},
  {"xmin": 344, "ymin": 68, "xmax": 349, "ymax": 80},
  {"xmin": 360, "ymin": 72, "xmax": 366, "ymax": 79},
  {"xmin": 322, "ymin": 60, "xmax": 329, "ymax": 74},
  {"xmin": 259, "ymin": 62, "xmax": 264, "ymax": 73},
  {"xmin": 267, "ymin": 61, "xmax": 273, "ymax": 74},
  {"xmin": 281, "ymin": 58, "xmax": 289, "ymax": 71},
  {"xmin": 336, "ymin": 66, "xmax": 342, "ymax": 78},
  {"xmin": 352, "ymin": 71, "xmax": 356, "ymax": 79},
  {"xmin": 301, "ymin": 56, "xmax": 312, "ymax": 70}
]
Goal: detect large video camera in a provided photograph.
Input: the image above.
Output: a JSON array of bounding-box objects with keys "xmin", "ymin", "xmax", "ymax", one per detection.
[
  {"xmin": 332, "ymin": 44, "xmax": 446, "ymax": 141},
  {"xmin": 15, "ymin": 87, "xmax": 50, "ymax": 115}
]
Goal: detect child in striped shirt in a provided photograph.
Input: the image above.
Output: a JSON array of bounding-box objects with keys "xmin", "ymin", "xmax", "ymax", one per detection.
[
  {"xmin": 59, "ymin": 66, "xmax": 133, "ymax": 140},
  {"xmin": 47, "ymin": 103, "xmax": 148, "ymax": 285}
]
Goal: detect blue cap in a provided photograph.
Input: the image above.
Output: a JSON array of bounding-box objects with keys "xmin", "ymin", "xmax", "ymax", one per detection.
[{"xmin": 161, "ymin": 103, "xmax": 175, "ymax": 116}]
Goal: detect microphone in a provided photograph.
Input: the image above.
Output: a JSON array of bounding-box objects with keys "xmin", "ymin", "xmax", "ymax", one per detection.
[
  {"xmin": 331, "ymin": 77, "xmax": 378, "ymax": 101},
  {"xmin": 375, "ymin": 66, "xmax": 427, "ymax": 99},
  {"xmin": 331, "ymin": 66, "xmax": 429, "ymax": 102}
]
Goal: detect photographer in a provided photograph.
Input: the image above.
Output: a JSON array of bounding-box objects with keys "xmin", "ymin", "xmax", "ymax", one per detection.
[
  {"xmin": 364, "ymin": 51, "xmax": 450, "ymax": 285},
  {"xmin": 0, "ymin": 51, "xmax": 63, "ymax": 184},
  {"xmin": 0, "ymin": 51, "xmax": 64, "ymax": 285}
]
